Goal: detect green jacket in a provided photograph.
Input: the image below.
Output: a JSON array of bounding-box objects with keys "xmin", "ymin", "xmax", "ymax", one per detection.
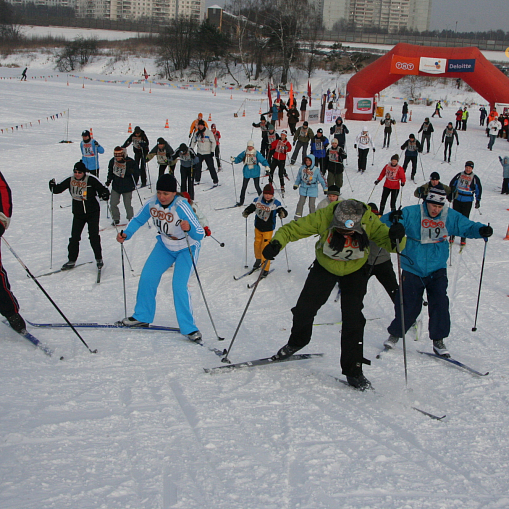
[{"xmin": 272, "ymin": 200, "xmax": 406, "ymax": 276}]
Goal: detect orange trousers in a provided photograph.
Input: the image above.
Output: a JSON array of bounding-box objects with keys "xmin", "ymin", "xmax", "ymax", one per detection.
[{"xmin": 254, "ymin": 228, "xmax": 273, "ymax": 271}]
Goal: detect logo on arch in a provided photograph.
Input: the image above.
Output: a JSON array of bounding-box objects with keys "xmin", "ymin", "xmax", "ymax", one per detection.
[{"xmin": 390, "ymin": 55, "xmax": 419, "ymax": 75}]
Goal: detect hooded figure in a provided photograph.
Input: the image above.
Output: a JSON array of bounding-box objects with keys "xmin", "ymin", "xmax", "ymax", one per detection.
[{"xmin": 499, "ymin": 155, "xmax": 509, "ymax": 194}]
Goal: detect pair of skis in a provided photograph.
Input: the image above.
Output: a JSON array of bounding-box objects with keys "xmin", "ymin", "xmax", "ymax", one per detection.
[
  {"xmin": 233, "ymin": 267, "xmax": 274, "ymax": 287},
  {"xmin": 35, "ymin": 261, "xmax": 102, "ymax": 284},
  {"xmin": 2, "ymin": 320, "xmax": 57, "ymax": 359}
]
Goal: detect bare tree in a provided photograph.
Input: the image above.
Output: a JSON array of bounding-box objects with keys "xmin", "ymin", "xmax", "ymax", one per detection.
[{"xmin": 190, "ymin": 21, "xmax": 229, "ymax": 81}]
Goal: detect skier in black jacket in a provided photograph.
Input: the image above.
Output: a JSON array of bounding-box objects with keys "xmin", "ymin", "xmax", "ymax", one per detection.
[{"xmin": 123, "ymin": 126, "xmax": 149, "ymax": 187}]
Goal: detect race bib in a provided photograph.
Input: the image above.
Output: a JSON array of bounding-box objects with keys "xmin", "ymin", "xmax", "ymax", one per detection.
[
  {"xmin": 420, "ymin": 205, "xmax": 448, "ymax": 244},
  {"xmin": 322, "ymin": 231, "xmax": 364, "ymax": 260},
  {"xmin": 113, "ymin": 161, "xmax": 127, "ymax": 178},
  {"xmin": 315, "ymin": 140, "xmax": 324, "ymax": 151},
  {"xmin": 245, "ymin": 153, "xmax": 256, "ymax": 167},
  {"xmin": 255, "ymin": 201, "xmax": 273, "ymax": 222},
  {"xmin": 328, "ymin": 149, "xmax": 339, "ymax": 162},
  {"xmin": 268, "ymin": 133, "xmax": 277, "ymax": 144},
  {"xmin": 334, "ymin": 126, "xmax": 344, "ymax": 135},
  {"xmin": 82, "ymin": 142, "xmax": 95, "ymax": 157},
  {"xmin": 150, "ymin": 207, "xmax": 182, "ymax": 239},
  {"xmin": 132, "ymin": 135, "xmax": 142, "ymax": 149},
  {"xmin": 70, "ymin": 176, "xmax": 88, "ymax": 201},
  {"xmin": 457, "ymin": 172, "xmax": 474, "ymax": 193},
  {"xmin": 275, "ymin": 141, "xmax": 287, "ymax": 154},
  {"xmin": 156, "ymin": 148, "xmax": 168, "ymax": 165}
]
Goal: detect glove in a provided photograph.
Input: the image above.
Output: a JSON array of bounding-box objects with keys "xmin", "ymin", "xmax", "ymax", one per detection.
[
  {"xmin": 293, "ymin": 185, "xmax": 298, "ymax": 190},
  {"xmin": 479, "ymin": 225, "xmax": 493, "ymax": 238},
  {"xmin": 188, "ymin": 132, "xmax": 192, "ymax": 138},
  {"xmin": 373, "ymin": 148, "xmax": 376, "ymax": 152},
  {"xmin": 324, "ymin": 189, "xmax": 328, "ymax": 195},
  {"xmin": 401, "ymin": 182, "xmax": 405, "ymax": 187},
  {"xmin": 105, "ymin": 180, "xmax": 111, "ymax": 187},
  {"xmin": 252, "ymin": 122, "xmax": 256, "ymax": 127},
  {"xmin": 389, "ymin": 209, "xmax": 403, "ymax": 223},
  {"xmin": 94, "ymin": 140, "xmax": 99, "ymax": 146},
  {"xmin": 262, "ymin": 240, "xmax": 282, "ymax": 260},
  {"xmin": 475, "ymin": 201, "xmax": 480, "ymax": 209},
  {"xmin": 101, "ymin": 189, "xmax": 110, "ymax": 201},
  {"xmin": 230, "ymin": 156, "xmax": 235, "ymax": 163},
  {"xmin": 265, "ymin": 167, "xmax": 270, "ymax": 176},
  {"xmin": 278, "ymin": 208, "xmax": 288, "ymax": 219},
  {"xmin": 242, "ymin": 209, "xmax": 250, "ymax": 218},
  {"xmin": 374, "ymin": 180, "xmax": 380, "ymax": 185},
  {"xmin": 354, "ymin": 144, "xmax": 357, "ymax": 149},
  {"xmin": 204, "ymin": 226, "xmax": 211, "ymax": 237},
  {"xmin": 49, "ymin": 178, "xmax": 56, "ymax": 191},
  {"xmin": 389, "ymin": 222, "xmax": 405, "ymax": 244}
]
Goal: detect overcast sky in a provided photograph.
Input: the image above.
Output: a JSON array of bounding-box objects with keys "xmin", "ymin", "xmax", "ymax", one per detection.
[{"xmin": 207, "ymin": 0, "xmax": 509, "ymax": 33}]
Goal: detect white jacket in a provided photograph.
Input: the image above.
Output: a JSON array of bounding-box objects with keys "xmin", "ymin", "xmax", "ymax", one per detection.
[
  {"xmin": 355, "ymin": 131, "xmax": 374, "ymax": 150},
  {"xmin": 191, "ymin": 128, "xmax": 217, "ymax": 155},
  {"xmin": 488, "ymin": 120, "xmax": 502, "ymax": 135}
]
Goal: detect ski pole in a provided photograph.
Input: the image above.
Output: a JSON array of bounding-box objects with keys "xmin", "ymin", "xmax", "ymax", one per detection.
[
  {"xmin": 280, "ymin": 217, "xmax": 291, "ymax": 272},
  {"xmin": 343, "ymin": 168, "xmax": 354, "ymax": 193},
  {"xmin": 184, "ymin": 232, "xmax": 224, "ymax": 341},
  {"xmin": 1, "ymin": 237, "xmax": 98, "ymax": 354},
  {"xmin": 145, "ymin": 157, "xmax": 152, "ymax": 190},
  {"xmin": 107, "ymin": 203, "xmax": 134, "ymax": 272},
  {"xmin": 120, "ymin": 230, "xmax": 127, "ymax": 318},
  {"xmin": 371, "ymin": 149, "xmax": 375, "ymax": 166},
  {"xmin": 221, "ymin": 260, "xmax": 269, "ymax": 364},
  {"xmin": 50, "ymin": 189, "xmax": 54, "ymax": 268},
  {"xmin": 131, "ymin": 175, "xmax": 151, "ymax": 229},
  {"xmin": 395, "ymin": 236, "xmax": 408, "ymax": 387},
  {"xmin": 472, "ymin": 233, "xmax": 489, "ymax": 332},
  {"xmin": 210, "ymin": 234, "xmax": 225, "ymax": 247},
  {"xmin": 419, "ymin": 154, "xmax": 426, "ymax": 180},
  {"xmin": 230, "ymin": 160, "xmax": 238, "ymax": 203},
  {"xmin": 244, "ymin": 217, "xmax": 249, "ymax": 268},
  {"xmin": 366, "ymin": 183, "xmax": 377, "ymax": 203}
]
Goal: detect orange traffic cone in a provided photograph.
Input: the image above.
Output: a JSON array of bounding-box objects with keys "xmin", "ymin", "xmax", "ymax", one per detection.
[
  {"xmin": 164, "ymin": 119, "xmax": 169, "ymax": 129},
  {"xmin": 409, "ymin": 110, "xmax": 412, "ymax": 121},
  {"xmin": 259, "ymin": 107, "xmax": 262, "ymax": 114},
  {"xmin": 128, "ymin": 123, "xmax": 132, "ymax": 133},
  {"xmin": 208, "ymin": 113, "xmax": 212, "ymax": 121},
  {"xmin": 242, "ymin": 110, "xmax": 246, "ymax": 117},
  {"xmin": 390, "ymin": 106, "xmax": 392, "ymax": 111},
  {"xmin": 504, "ymin": 224, "xmax": 509, "ymax": 240},
  {"xmin": 230, "ymin": 95, "xmax": 233, "ymax": 100}
]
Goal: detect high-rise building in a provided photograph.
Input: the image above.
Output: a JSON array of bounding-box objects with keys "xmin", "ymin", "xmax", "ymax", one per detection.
[{"xmin": 321, "ymin": 0, "xmax": 349, "ymax": 31}]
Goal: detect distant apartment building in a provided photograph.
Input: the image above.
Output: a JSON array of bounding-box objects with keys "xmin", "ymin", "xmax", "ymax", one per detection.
[
  {"xmin": 6, "ymin": 0, "xmax": 205, "ymax": 23},
  {"xmin": 319, "ymin": 0, "xmax": 431, "ymax": 32}
]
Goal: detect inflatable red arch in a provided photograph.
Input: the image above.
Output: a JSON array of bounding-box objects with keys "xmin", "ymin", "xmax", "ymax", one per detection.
[{"xmin": 345, "ymin": 42, "xmax": 509, "ymax": 120}]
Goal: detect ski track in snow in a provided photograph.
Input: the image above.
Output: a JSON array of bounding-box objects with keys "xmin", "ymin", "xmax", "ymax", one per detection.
[{"xmin": 1, "ymin": 54, "xmax": 509, "ymax": 508}]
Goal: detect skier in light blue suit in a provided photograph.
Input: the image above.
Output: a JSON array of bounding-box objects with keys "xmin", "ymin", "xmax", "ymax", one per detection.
[
  {"xmin": 117, "ymin": 174, "xmax": 205, "ymax": 341},
  {"xmin": 293, "ymin": 154, "xmax": 326, "ymax": 220}
]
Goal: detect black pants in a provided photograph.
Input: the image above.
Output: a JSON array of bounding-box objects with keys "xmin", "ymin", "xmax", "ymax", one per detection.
[
  {"xmin": 261, "ymin": 140, "xmax": 269, "ymax": 160},
  {"xmin": 180, "ymin": 165, "xmax": 194, "ymax": 200},
  {"xmin": 269, "ymin": 159, "xmax": 287, "ymax": 188},
  {"xmin": 462, "ymin": 120, "xmax": 467, "ymax": 131},
  {"xmin": 68, "ymin": 211, "xmax": 102, "ymax": 262},
  {"xmin": 480, "ymin": 117, "xmax": 486, "ymax": 126},
  {"xmin": 421, "ymin": 134, "xmax": 431, "ymax": 153},
  {"xmin": 214, "ymin": 146, "xmax": 221, "ymax": 170},
  {"xmin": 443, "ymin": 140, "xmax": 453, "ymax": 161},
  {"xmin": 383, "ymin": 130, "xmax": 391, "ymax": 147},
  {"xmin": 239, "ymin": 177, "xmax": 262, "ymax": 205},
  {"xmin": 453, "ymin": 200, "xmax": 473, "ymax": 243},
  {"xmin": 291, "ymin": 141, "xmax": 309, "ymax": 165},
  {"xmin": 358, "ymin": 148, "xmax": 369, "ymax": 172},
  {"xmin": 402, "ymin": 155, "xmax": 417, "ymax": 177},
  {"xmin": 289, "ymin": 122, "xmax": 298, "ymax": 135},
  {"xmin": 0, "ymin": 247, "xmax": 19, "ymax": 318},
  {"xmin": 195, "ymin": 153, "xmax": 218, "ymax": 184},
  {"xmin": 502, "ymin": 177, "xmax": 509, "ymax": 194},
  {"xmin": 134, "ymin": 150, "xmax": 147, "ymax": 186},
  {"xmin": 379, "ymin": 187, "xmax": 399, "ymax": 215},
  {"xmin": 455, "ymin": 120, "xmax": 462, "ymax": 130},
  {"xmin": 315, "ymin": 157, "xmax": 326, "ymax": 175},
  {"xmin": 288, "ymin": 261, "xmax": 370, "ymax": 377},
  {"xmin": 367, "ymin": 260, "xmax": 398, "ymax": 302}
]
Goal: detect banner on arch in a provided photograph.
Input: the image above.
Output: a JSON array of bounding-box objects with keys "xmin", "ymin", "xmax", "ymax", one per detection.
[{"xmin": 390, "ymin": 55, "xmax": 420, "ymax": 75}]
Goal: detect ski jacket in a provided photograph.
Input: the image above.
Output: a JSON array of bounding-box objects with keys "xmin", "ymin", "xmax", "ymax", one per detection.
[
  {"xmin": 0, "ymin": 170, "xmax": 13, "ymax": 236},
  {"xmin": 80, "ymin": 139, "xmax": 104, "ymax": 172},
  {"xmin": 329, "ymin": 120, "xmax": 349, "ymax": 146},
  {"xmin": 244, "ymin": 195, "xmax": 285, "ymax": 233},
  {"xmin": 488, "ymin": 120, "xmax": 502, "ymax": 135},
  {"xmin": 381, "ymin": 204, "xmax": 484, "ymax": 278},
  {"xmin": 272, "ymin": 200, "xmax": 402, "ymax": 277},
  {"xmin": 377, "ymin": 163, "xmax": 406, "ymax": 190},
  {"xmin": 146, "ymin": 142, "xmax": 174, "ymax": 166},
  {"xmin": 380, "ymin": 118, "xmax": 395, "ymax": 131},
  {"xmin": 123, "ymin": 131, "xmax": 149, "ymax": 154},
  {"xmin": 191, "ymin": 128, "xmax": 216, "ymax": 155},
  {"xmin": 479, "ymin": 107, "xmax": 487, "ymax": 119},
  {"xmin": 455, "ymin": 110, "xmax": 463, "ymax": 121},
  {"xmin": 262, "ymin": 105, "xmax": 279, "ymax": 123},
  {"xmin": 300, "ymin": 98, "xmax": 308, "ymax": 111},
  {"xmin": 402, "ymin": 103, "xmax": 409, "ymax": 114},
  {"xmin": 356, "ymin": 132, "xmax": 374, "ymax": 150},
  {"xmin": 310, "ymin": 135, "xmax": 329, "ymax": 159},
  {"xmin": 401, "ymin": 139, "xmax": 422, "ymax": 156},
  {"xmin": 294, "ymin": 155, "xmax": 326, "ymax": 197},
  {"xmin": 441, "ymin": 127, "xmax": 459, "ymax": 144},
  {"xmin": 324, "ymin": 146, "xmax": 347, "ymax": 174},
  {"xmin": 270, "ymin": 138, "xmax": 291, "ymax": 161},
  {"xmin": 171, "ymin": 147, "xmax": 199, "ymax": 169},
  {"xmin": 211, "ymin": 129, "xmax": 221, "ymax": 146},
  {"xmin": 499, "ymin": 156, "xmax": 509, "ymax": 178},
  {"xmin": 449, "ymin": 171, "xmax": 482, "ymax": 203},
  {"xmin": 418, "ymin": 122, "xmax": 434, "ymax": 135},
  {"xmin": 233, "ymin": 150, "xmax": 269, "ymax": 179},
  {"xmin": 106, "ymin": 156, "xmax": 138, "ymax": 194},
  {"xmin": 52, "ymin": 173, "xmax": 108, "ymax": 216},
  {"xmin": 287, "ymin": 108, "xmax": 300, "ymax": 124},
  {"xmin": 294, "ymin": 126, "xmax": 314, "ymax": 144},
  {"xmin": 124, "ymin": 195, "xmax": 204, "ymax": 252}
]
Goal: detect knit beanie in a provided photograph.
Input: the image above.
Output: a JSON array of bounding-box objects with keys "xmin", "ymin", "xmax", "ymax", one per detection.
[
  {"xmin": 156, "ymin": 174, "xmax": 177, "ymax": 192},
  {"xmin": 263, "ymin": 183, "xmax": 274, "ymax": 195}
]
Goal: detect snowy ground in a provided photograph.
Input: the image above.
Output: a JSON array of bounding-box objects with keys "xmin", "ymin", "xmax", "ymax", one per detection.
[{"xmin": 1, "ymin": 62, "xmax": 509, "ymax": 509}]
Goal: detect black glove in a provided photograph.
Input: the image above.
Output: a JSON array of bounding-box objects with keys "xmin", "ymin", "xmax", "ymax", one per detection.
[
  {"xmin": 242, "ymin": 209, "xmax": 250, "ymax": 218},
  {"xmin": 388, "ymin": 209, "xmax": 403, "ymax": 222},
  {"xmin": 262, "ymin": 240, "xmax": 282, "ymax": 260},
  {"xmin": 373, "ymin": 148, "xmax": 376, "ymax": 152},
  {"xmin": 278, "ymin": 208, "xmax": 288, "ymax": 219},
  {"xmin": 293, "ymin": 185, "xmax": 298, "ymax": 190},
  {"xmin": 105, "ymin": 180, "xmax": 111, "ymax": 187},
  {"xmin": 401, "ymin": 182, "xmax": 405, "ymax": 187},
  {"xmin": 354, "ymin": 144, "xmax": 357, "ymax": 149},
  {"xmin": 293, "ymin": 141, "xmax": 296, "ymax": 146},
  {"xmin": 49, "ymin": 178, "xmax": 55, "ymax": 192},
  {"xmin": 252, "ymin": 122, "xmax": 256, "ymax": 127},
  {"xmin": 389, "ymin": 222, "xmax": 405, "ymax": 244},
  {"xmin": 0, "ymin": 222, "xmax": 5, "ymax": 238},
  {"xmin": 101, "ymin": 189, "xmax": 110, "ymax": 201},
  {"xmin": 479, "ymin": 225, "xmax": 493, "ymax": 238},
  {"xmin": 475, "ymin": 201, "xmax": 480, "ymax": 209},
  {"xmin": 374, "ymin": 180, "xmax": 380, "ymax": 185},
  {"xmin": 94, "ymin": 140, "xmax": 99, "ymax": 146}
]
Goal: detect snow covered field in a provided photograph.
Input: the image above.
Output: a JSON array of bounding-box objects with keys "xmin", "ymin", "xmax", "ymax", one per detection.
[{"xmin": 1, "ymin": 64, "xmax": 509, "ymax": 509}]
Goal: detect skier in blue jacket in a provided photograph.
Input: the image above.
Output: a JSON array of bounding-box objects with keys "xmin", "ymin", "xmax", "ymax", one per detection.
[
  {"xmin": 310, "ymin": 128, "xmax": 329, "ymax": 176},
  {"xmin": 293, "ymin": 154, "xmax": 326, "ymax": 220},
  {"xmin": 116, "ymin": 174, "xmax": 205, "ymax": 341},
  {"xmin": 381, "ymin": 186, "xmax": 492, "ymax": 357},
  {"xmin": 80, "ymin": 130, "xmax": 104, "ymax": 177}
]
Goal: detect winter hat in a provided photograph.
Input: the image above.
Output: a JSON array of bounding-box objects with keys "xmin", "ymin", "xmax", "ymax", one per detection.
[
  {"xmin": 281, "ymin": 130, "xmax": 288, "ymax": 136},
  {"xmin": 156, "ymin": 174, "xmax": 177, "ymax": 193},
  {"xmin": 260, "ymin": 115, "xmax": 266, "ymax": 121},
  {"xmin": 332, "ymin": 199, "xmax": 365, "ymax": 234},
  {"xmin": 430, "ymin": 171, "xmax": 440, "ymax": 180},
  {"xmin": 73, "ymin": 161, "xmax": 87, "ymax": 173},
  {"xmin": 198, "ymin": 113, "xmax": 203, "ymax": 119},
  {"xmin": 81, "ymin": 130, "xmax": 91, "ymax": 137},
  {"xmin": 409, "ymin": 133, "xmax": 415, "ymax": 139},
  {"xmin": 178, "ymin": 143, "xmax": 188, "ymax": 153},
  {"xmin": 391, "ymin": 154, "xmax": 399, "ymax": 161},
  {"xmin": 331, "ymin": 138, "xmax": 339, "ymax": 145},
  {"xmin": 197, "ymin": 119, "xmax": 205, "ymax": 126},
  {"xmin": 426, "ymin": 187, "xmax": 447, "ymax": 206},
  {"xmin": 317, "ymin": 128, "xmax": 323, "ymax": 134},
  {"xmin": 362, "ymin": 125, "xmax": 368, "ymax": 132},
  {"xmin": 425, "ymin": 117, "xmax": 430, "ymax": 122},
  {"xmin": 465, "ymin": 160, "xmax": 474, "ymax": 168},
  {"xmin": 367, "ymin": 202, "xmax": 379, "ymax": 215},
  {"xmin": 327, "ymin": 185, "xmax": 341, "ymax": 196},
  {"xmin": 263, "ymin": 183, "xmax": 274, "ymax": 195},
  {"xmin": 157, "ymin": 137, "xmax": 165, "ymax": 144},
  {"xmin": 211, "ymin": 123, "xmax": 216, "ymax": 129},
  {"xmin": 303, "ymin": 121, "xmax": 309, "ymax": 126},
  {"xmin": 114, "ymin": 146, "xmax": 126, "ymax": 158},
  {"xmin": 134, "ymin": 126, "xmax": 141, "ymax": 133},
  {"xmin": 268, "ymin": 124, "xmax": 274, "ymax": 130},
  {"xmin": 247, "ymin": 140, "xmax": 255, "ymax": 148}
]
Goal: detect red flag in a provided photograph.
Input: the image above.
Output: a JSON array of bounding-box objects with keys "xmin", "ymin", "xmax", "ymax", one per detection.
[
  {"xmin": 307, "ymin": 81, "xmax": 312, "ymax": 107},
  {"xmin": 289, "ymin": 83, "xmax": 294, "ymax": 108},
  {"xmin": 214, "ymin": 76, "xmax": 217, "ymax": 88},
  {"xmin": 268, "ymin": 83, "xmax": 272, "ymax": 108},
  {"xmin": 143, "ymin": 68, "xmax": 149, "ymax": 80}
]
